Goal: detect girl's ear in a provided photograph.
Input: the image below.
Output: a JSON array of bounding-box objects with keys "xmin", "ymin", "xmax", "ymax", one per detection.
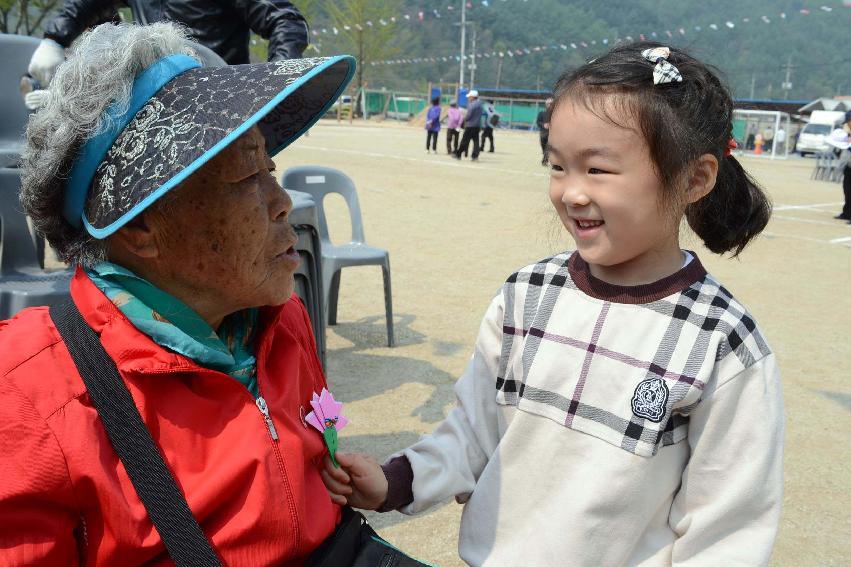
[{"xmin": 686, "ymin": 153, "xmax": 719, "ymax": 204}]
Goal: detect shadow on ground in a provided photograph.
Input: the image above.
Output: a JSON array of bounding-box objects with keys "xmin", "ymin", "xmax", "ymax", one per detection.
[
  {"xmin": 323, "ymin": 314, "xmax": 462, "ymax": 531},
  {"xmin": 817, "ymin": 390, "xmax": 851, "ymax": 411},
  {"xmin": 329, "ymin": 313, "xmax": 465, "ymax": 355},
  {"xmin": 363, "ymin": 501, "xmax": 454, "ymax": 531},
  {"xmin": 325, "ymin": 314, "xmax": 461, "ymax": 424},
  {"xmin": 339, "ymin": 431, "xmax": 457, "ymax": 529}
]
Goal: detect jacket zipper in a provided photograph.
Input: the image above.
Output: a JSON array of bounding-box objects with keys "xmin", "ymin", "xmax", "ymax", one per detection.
[
  {"xmin": 254, "ymin": 383, "xmax": 300, "ymax": 553},
  {"xmin": 134, "ymin": 363, "xmax": 301, "ymax": 551},
  {"xmin": 255, "ymin": 396, "xmax": 279, "ymax": 440}
]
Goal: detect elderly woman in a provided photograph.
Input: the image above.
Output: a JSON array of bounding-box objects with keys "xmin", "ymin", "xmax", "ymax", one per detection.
[{"xmin": 0, "ymin": 23, "xmax": 354, "ymax": 565}]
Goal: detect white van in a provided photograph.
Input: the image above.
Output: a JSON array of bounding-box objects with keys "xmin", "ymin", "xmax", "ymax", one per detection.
[{"xmin": 796, "ymin": 110, "xmax": 847, "ymax": 156}]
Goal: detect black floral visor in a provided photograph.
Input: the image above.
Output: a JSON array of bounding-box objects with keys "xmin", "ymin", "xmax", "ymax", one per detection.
[{"xmin": 82, "ymin": 55, "xmax": 355, "ymax": 238}]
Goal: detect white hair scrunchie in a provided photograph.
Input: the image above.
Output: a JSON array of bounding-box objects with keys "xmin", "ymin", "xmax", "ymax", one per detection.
[{"xmin": 641, "ymin": 47, "xmax": 683, "ymax": 85}]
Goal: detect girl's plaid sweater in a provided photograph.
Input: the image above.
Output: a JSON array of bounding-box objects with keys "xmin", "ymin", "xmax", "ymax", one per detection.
[{"xmin": 383, "ymin": 251, "xmax": 784, "ymax": 566}]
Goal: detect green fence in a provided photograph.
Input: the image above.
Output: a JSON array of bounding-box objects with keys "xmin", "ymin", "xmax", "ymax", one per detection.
[
  {"xmin": 362, "ymin": 90, "xmax": 427, "ymax": 119},
  {"xmin": 360, "ymin": 89, "xmax": 545, "ymax": 129}
]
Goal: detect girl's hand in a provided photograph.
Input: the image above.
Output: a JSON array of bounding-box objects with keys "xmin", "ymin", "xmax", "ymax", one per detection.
[{"xmin": 320, "ymin": 452, "xmax": 388, "ymax": 510}]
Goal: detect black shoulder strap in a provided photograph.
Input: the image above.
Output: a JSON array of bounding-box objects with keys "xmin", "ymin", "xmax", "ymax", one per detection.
[{"xmin": 50, "ymin": 301, "xmax": 221, "ymax": 567}]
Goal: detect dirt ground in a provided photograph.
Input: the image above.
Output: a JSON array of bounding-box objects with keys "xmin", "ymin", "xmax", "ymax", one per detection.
[{"xmin": 275, "ymin": 119, "xmax": 850, "ymax": 566}]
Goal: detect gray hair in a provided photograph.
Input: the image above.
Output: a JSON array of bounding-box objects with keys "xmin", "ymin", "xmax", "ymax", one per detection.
[{"xmin": 20, "ymin": 22, "xmax": 196, "ymax": 267}]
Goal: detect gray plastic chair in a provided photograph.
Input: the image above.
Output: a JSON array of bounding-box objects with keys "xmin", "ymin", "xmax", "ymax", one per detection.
[
  {"xmin": 0, "ymin": 34, "xmax": 40, "ymax": 168},
  {"xmin": 288, "ymin": 190, "xmax": 327, "ymax": 368},
  {"xmin": 282, "ymin": 166, "xmax": 394, "ymax": 347},
  {"xmin": 0, "ymin": 168, "xmax": 71, "ymax": 319}
]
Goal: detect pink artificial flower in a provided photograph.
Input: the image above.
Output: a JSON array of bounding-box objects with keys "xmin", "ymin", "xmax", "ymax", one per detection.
[{"xmin": 305, "ymin": 388, "xmax": 348, "ymax": 433}]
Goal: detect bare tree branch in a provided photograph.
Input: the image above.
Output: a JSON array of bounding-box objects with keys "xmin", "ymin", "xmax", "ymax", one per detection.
[{"xmin": 29, "ymin": 0, "xmax": 60, "ymax": 32}]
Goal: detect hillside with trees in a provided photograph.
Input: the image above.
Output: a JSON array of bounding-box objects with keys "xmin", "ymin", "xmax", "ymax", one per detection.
[
  {"xmin": 3, "ymin": 0, "xmax": 848, "ymax": 100},
  {"xmin": 298, "ymin": 0, "xmax": 851, "ymax": 100}
]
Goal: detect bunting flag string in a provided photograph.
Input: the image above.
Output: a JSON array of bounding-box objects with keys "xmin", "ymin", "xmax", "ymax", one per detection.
[{"xmin": 301, "ymin": 2, "xmax": 847, "ymax": 67}]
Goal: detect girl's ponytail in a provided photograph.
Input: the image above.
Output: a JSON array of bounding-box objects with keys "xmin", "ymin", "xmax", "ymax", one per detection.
[{"xmin": 686, "ymin": 155, "xmax": 771, "ymax": 257}]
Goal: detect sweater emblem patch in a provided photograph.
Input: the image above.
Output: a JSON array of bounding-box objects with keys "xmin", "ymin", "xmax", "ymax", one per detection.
[{"xmin": 631, "ymin": 378, "xmax": 669, "ymax": 422}]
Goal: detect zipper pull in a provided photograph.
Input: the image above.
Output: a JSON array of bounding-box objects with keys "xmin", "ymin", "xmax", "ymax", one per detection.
[{"xmin": 255, "ymin": 396, "xmax": 279, "ymax": 441}]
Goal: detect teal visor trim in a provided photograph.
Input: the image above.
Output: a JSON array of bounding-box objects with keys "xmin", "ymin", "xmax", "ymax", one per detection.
[
  {"xmin": 82, "ymin": 54, "xmax": 356, "ymax": 240},
  {"xmin": 63, "ymin": 54, "xmax": 201, "ymax": 228}
]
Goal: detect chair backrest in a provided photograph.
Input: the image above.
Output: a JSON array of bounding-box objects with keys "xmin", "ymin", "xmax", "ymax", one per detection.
[
  {"xmin": 287, "ymin": 189, "xmax": 321, "ymax": 231},
  {"xmin": 281, "ymin": 166, "xmax": 366, "ymax": 245},
  {"xmin": 0, "ymin": 34, "xmax": 41, "ymax": 168},
  {"xmin": 0, "ymin": 167, "xmax": 41, "ymax": 275}
]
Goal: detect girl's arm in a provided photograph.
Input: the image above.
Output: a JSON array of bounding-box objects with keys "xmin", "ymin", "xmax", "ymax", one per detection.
[
  {"xmin": 669, "ymin": 353, "xmax": 784, "ymax": 565},
  {"xmin": 389, "ymin": 293, "xmax": 505, "ymax": 513},
  {"xmin": 322, "ymin": 294, "xmax": 506, "ymax": 513}
]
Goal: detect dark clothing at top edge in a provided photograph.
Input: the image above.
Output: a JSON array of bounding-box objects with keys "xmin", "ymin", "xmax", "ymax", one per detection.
[{"xmin": 44, "ymin": 0, "xmax": 308, "ymax": 64}]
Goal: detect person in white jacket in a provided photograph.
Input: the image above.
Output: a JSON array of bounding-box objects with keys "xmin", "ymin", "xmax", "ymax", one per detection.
[{"xmin": 322, "ymin": 43, "xmax": 784, "ymax": 567}]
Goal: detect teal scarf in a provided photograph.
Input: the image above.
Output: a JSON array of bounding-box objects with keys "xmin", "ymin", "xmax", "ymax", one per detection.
[{"xmin": 86, "ymin": 262, "xmax": 260, "ymax": 397}]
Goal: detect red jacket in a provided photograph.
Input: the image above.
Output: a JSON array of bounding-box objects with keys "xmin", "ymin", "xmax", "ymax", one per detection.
[{"xmin": 0, "ymin": 269, "xmax": 339, "ymax": 565}]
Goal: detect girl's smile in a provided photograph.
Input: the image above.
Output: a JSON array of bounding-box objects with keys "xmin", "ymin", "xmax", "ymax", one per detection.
[{"xmin": 571, "ymin": 217, "xmax": 605, "ymax": 234}]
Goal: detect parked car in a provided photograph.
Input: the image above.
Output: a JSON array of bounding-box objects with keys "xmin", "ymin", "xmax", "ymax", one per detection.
[
  {"xmin": 796, "ymin": 122, "xmax": 834, "ymax": 156},
  {"xmin": 327, "ymin": 95, "xmax": 353, "ymax": 115},
  {"xmin": 796, "ymin": 110, "xmax": 846, "ymax": 156}
]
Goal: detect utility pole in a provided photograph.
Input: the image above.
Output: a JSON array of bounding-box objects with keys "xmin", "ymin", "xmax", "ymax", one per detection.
[
  {"xmin": 469, "ymin": 26, "xmax": 477, "ymax": 88},
  {"xmin": 781, "ymin": 56, "xmax": 794, "ymax": 100},
  {"xmin": 459, "ymin": 0, "xmax": 466, "ymax": 87},
  {"xmin": 749, "ymin": 73, "xmax": 756, "ymax": 99},
  {"xmin": 495, "ymin": 54, "xmax": 504, "ymax": 89},
  {"xmin": 452, "ymin": 1, "xmax": 475, "ymax": 90}
]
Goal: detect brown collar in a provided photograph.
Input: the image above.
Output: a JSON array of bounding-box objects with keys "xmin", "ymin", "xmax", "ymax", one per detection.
[{"xmin": 567, "ymin": 251, "xmax": 707, "ymax": 304}]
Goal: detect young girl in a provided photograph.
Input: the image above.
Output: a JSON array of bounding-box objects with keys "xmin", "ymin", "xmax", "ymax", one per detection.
[{"xmin": 323, "ymin": 43, "xmax": 784, "ymax": 566}]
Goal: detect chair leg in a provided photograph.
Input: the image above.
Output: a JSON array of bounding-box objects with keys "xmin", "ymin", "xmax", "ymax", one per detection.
[
  {"xmin": 382, "ymin": 261, "xmax": 394, "ymax": 347},
  {"xmin": 36, "ymin": 236, "xmax": 45, "ymax": 269},
  {"xmin": 328, "ymin": 270, "xmax": 341, "ymax": 325}
]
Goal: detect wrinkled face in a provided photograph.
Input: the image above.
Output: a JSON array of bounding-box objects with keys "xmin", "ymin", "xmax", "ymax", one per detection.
[
  {"xmin": 546, "ymin": 98, "xmax": 683, "ymax": 284},
  {"xmin": 151, "ymin": 126, "xmax": 299, "ymax": 316}
]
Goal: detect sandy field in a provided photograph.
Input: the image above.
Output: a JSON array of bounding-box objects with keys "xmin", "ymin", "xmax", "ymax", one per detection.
[{"xmin": 276, "ymin": 119, "xmax": 850, "ymax": 566}]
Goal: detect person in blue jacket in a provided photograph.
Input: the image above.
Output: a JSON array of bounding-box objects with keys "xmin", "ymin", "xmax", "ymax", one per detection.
[
  {"xmin": 425, "ymin": 97, "xmax": 441, "ymax": 153},
  {"xmin": 454, "ymin": 90, "xmax": 482, "ymax": 161}
]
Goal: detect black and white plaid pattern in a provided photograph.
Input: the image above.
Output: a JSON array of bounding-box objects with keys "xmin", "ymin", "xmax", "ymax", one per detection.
[
  {"xmin": 641, "ymin": 46, "xmax": 683, "ymax": 85},
  {"xmin": 495, "ymin": 252, "xmax": 771, "ymax": 457}
]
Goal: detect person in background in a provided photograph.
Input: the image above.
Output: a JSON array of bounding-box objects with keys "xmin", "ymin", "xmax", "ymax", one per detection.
[
  {"xmin": 425, "ymin": 97, "xmax": 441, "ymax": 154},
  {"xmin": 791, "ymin": 124, "xmax": 802, "ymax": 153},
  {"xmin": 322, "ymin": 42, "xmax": 783, "ymax": 566},
  {"xmin": 26, "ymin": 0, "xmax": 308, "ymax": 106},
  {"xmin": 775, "ymin": 126, "xmax": 787, "ymax": 154},
  {"xmin": 746, "ymin": 124, "xmax": 757, "ymax": 150},
  {"xmin": 480, "ymin": 99, "xmax": 497, "ymax": 153},
  {"xmin": 831, "ymin": 111, "xmax": 851, "ymax": 222},
  {"xmin": 762, "ymin": 125, "xmax": 774, "ymax": 153},
  {"xmin": 536, "ymin": 97, "xmax": 553, "ymax": 164},
  {"xmin": 446, "ymin": 101, "xmax": 462, "ymax": 154},
  {"xmin": 754, "ymin": 132, "xmax": 764, "ymax": 153},
  {"xmin": 454, "ymin": 89, "xmax": 482, "ymax": 162}
]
